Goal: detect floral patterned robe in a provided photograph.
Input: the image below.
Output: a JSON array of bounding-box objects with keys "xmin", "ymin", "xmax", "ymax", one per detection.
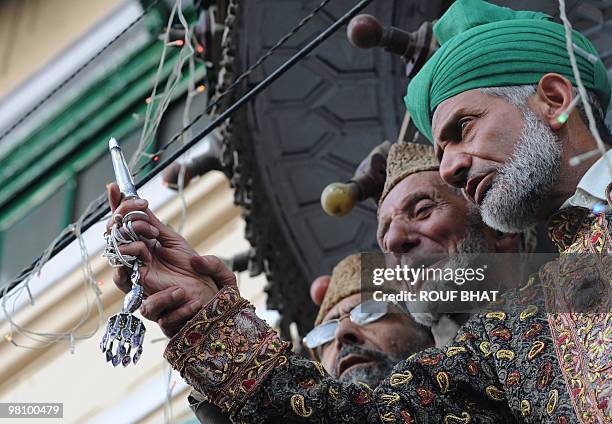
[{"xmin": 165, "ymin": 205, "xmax": 611, "ymax": 423}]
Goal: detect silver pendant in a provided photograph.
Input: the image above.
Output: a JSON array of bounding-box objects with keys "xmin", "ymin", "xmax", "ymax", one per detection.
[{"xmin": 100, "ymin": 262, "xmax": 146, "ymax": 366}]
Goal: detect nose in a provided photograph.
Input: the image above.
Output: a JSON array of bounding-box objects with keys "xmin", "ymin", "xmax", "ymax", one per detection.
[
  {"xmin": 439, "ymin": 150, "xmax": 471, "ymax": 189},
  {"xmin": 334, "ymin": 317, "xmax": 365, "ymax": 348},
  {"xmin": 385, "ymin": 219, "xmax": 420, "ymax": 254}
]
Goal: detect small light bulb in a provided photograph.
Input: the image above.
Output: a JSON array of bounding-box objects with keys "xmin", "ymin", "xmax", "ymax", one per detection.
[{"xmin": 592, "ymin": 203, "xmax": 605, "ymax": 214}]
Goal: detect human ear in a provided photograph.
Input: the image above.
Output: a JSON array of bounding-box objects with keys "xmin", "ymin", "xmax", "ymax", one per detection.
[{"xmin": 535, "ymin": 73, "xmax": 575, "ymax": 131}]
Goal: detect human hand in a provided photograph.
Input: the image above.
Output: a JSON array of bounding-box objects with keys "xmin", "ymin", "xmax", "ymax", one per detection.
[
  {"xmin": 105, "ymin": 183, "xmax": 236, "ymax": 336},
  {"xmin": 141, "ymin": 255, "xmax": 237, "ymax": 337}
]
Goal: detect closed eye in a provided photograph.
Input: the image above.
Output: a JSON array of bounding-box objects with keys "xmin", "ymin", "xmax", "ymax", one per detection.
[
  {"xmin": 458, "ymin": 117, "xmax": 473, "ymax": 138},
  {"xmin": 414, "ymin": 200, "xmax": 435, "ymax": 219}
]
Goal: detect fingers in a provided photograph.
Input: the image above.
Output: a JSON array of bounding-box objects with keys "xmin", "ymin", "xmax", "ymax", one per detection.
[
  {"xmin": 114, "ymin": 199, "xmax": 150, "ymax": 224},
  {"xmin": 191, "ymin": 255, "xmax": 237, "ymax": 289},
  {"xmin": 116, "ymin": 220, "xmax": 159, "ymax": 240},
  {"xmin": 107, "ymin": 183, "xmax": 122, "ymax": 213},
  {"xmin": 112, "ymin": 266, "xmax": 132, "ymax": 293},
  {"xmin": 111, "ymin": 242, "xmax": 151, "ymax": 293},
  {"xmin": 105, "ymin": 198, "xmax": 150, "ymax": 235},
  {"xmin": 106, "ymin": 183, "xmax": 149, "ymax": 217},
  {"xmin": 105, "ymin": 183, "xmax": 185, "ymax": 247},
  {"xmin": 157, "ymin": 300, "xmax": 202, "ymax": 338},
  {"xmin": 140, "ymin": 287, "xmax": 185, "ymax": 322},
  {"xmin": 117, "ymin": 241, "xmax": 153, "ymax": 265}
]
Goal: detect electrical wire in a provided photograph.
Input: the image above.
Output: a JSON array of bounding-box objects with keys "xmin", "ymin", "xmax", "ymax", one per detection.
[
  {"xmin": 1, "ymin": 0, "xmax": 347, "ymax": 301},
  {"xmin": 558, "ymin": 0, "xmax": 612, "ymax": 178},
  {"xmin": 1, "ymin": 0, "xmax": 373, "ymax": 371},
  {"xmin": 0, "ymin": 0, "xmax": 192, "ymax": 352},
  {"xmin": 0, "ymin": 0, "xmax": 162, "ymax": 142}
]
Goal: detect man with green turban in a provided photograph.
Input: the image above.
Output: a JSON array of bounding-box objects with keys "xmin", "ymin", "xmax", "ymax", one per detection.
[
  {"xmin": 404, "ymin": 0, "xmax": 612, "ymax": 422},
  {"xmin": 106, "ymin": 1, "xmax": 610, "ymax": 423}
]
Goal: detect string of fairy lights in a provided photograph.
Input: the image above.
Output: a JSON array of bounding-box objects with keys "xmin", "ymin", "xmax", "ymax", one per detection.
[
  {"xmin": 2, "ymin": 0, "xmax": 344, "ymax": 420},
  {"xmin": 0, "ymin": 0, "xmax": 163, "ymax": 143},
  {"xmin": 1, "ymin": 0, "xmax": 338, "ymax": 304},
  {"xmin": 558, "ymin": 0, "xmax": 612, "ymax": 178},
  {"xmin": 0, "ymin": 0, "xmax": 347, "ymax": 349}
]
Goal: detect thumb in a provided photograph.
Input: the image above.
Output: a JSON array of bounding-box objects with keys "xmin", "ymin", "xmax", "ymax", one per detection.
[
  {"xmin": 191, "ymin": 255, "xmax": 237, "ymax": 290},
  {"xmin": 106, "ymin": 182, "xmax": 122, "ymax": 212}
]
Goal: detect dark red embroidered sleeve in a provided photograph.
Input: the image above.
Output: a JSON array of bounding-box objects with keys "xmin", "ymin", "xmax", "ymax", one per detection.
[
  {"xmin": 165, "ymin": 286, "xmax": 577, "ymax": 423},
  {"xmin": 164, "ymin": 287, "xmax": 290, "ymax": 412}
]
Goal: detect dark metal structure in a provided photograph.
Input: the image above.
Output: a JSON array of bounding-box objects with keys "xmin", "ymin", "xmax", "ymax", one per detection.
[{"xmin": 206, "ymin": 0, "xmax": 612, "ymax": 334}]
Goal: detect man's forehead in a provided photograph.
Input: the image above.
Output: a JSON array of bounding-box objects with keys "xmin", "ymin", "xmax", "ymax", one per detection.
[
  {"xmin": 431, "ymin": 90, "xmax": 493, "ymax": 137},
  {"xmin": 324, "ymin": 293, "xmax": 361, "ymax": 320},
  {"xmin": 383, "ymin": 172, "xmax": 444, "ymax": 206}
]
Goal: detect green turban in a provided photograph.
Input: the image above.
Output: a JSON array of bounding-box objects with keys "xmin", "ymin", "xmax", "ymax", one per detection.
[{"xmin": 405, "ymin": 0, "xmax": 611, "ymax": 142}]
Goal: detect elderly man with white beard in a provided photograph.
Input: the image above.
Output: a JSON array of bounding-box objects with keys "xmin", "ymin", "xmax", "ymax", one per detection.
[
  {"xmin": 375, "ymin": 142, "xmax": 535, "ymax": 347},
  {"xmin": 405, "ymin": 0, "xmax": 612, "ymax": 419}
]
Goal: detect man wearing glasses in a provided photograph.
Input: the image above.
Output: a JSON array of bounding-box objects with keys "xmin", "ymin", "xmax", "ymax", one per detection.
[
  {"xmin": 187, "ymin": 253, "xmax": 434, "ymax": 422},
  {"xmin": 303, "ymin": 254, "xmax": 434, "ymax": 388}
]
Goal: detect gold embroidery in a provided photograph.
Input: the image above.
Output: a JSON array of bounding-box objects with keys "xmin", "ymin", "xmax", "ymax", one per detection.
[
  {"xmin": 519, "ymin": 305, "xmax": 538, "ymax": 321},
  {"xmin": 328, "ymin": 387, "xmax": 339, "ymax": 401},
  {"xmin": 546, "ymin": 389, "xmax": 558, "ymax": 415},
  {"xmin": 357, "ymin": 381, "xmax": 372, "ymax": 391},
  {"xmin": 519, "ymin": 276, "xmax": 535, "ymax": 291},
  {"xmin": 446, "ymin": 346, "xmax": 467, "ymax": 357},
  {"xmin": 443, "ymin": 411, "xmax": 471, "ymax": 424},
  {"xmin": 310, "ymin": 360, "xmax": 325, "ymax": 377},
  {"xmin": 520, "ymin": 399, "xmax": 531, "ymax": 417},
  {"xmin": 380, "ymin": 412, "xmax": 396, "ymax": 422},
  {"xmin": 479, "ymin": 341, "xmax": 492, "ymax": 357},
  {"xmin": 527, "ymin": 340, "xmax": 545, "ymax": 360},
  {"xmin": 390, "ymin": 372, "xmax": 413, "ymax": 387},
  {"xmin": 380, "ymin": 392, "xmax": 401, "ymax": 405},
  {"xmin": 485, "ymin": 385, "xmax": 505, "ymax": 401},
  {"xmin": 485, "ymin": 311, "xmax": 506, "ymax": 321},
  {"xmin": 290, "ymin": 394, "xmax": 313, "ymax": 418},
  {"xmin": 545, "ymin": 211, "xmax": 612, "ymax": 422},
  {"xmin": 436, "ymin": 371, "xmax": 450, "ymax": 393},
  {"xmin": 495, "ymin": 349, "xmax": 515, "ymax": 361}
]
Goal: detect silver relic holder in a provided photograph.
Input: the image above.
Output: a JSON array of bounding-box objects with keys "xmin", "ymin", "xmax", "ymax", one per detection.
[{"xmin": 100, "ymin": 138, "xmax": 146, "ymax": 367}]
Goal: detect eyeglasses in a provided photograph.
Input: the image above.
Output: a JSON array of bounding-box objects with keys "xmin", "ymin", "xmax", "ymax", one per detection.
[{"xmin": 302, "ymin": 299, "xmax": 401, "ymax": 350}]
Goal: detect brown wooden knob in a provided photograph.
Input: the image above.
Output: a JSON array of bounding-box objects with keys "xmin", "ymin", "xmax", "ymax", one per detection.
[{"xmin": 347, "ymin": 14, "xmax": 383, "ymax": 49}]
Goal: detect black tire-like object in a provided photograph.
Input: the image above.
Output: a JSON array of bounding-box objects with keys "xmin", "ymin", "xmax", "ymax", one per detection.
[{"xmin": 224, "ymin": 0, "xmax": 449, "ymax": 335}]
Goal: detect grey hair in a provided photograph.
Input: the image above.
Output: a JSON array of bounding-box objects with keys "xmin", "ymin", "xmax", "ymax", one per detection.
[
  {"xmin": 519, "ymin": 225, "xmax": 539, "ymax": 253},
  {"xmin": 480, "ymin": 85, "xmax": 612, "ymax": 145}
]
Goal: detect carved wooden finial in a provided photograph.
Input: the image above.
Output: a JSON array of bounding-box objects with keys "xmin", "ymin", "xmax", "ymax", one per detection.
[{"xmin": 346, "ymin": 14, "xmax": 383, "ymax": 49}]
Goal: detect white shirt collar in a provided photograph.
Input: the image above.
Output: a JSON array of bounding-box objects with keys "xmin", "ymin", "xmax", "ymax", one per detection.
[{"xmin": 560, "ymin": 149, "xmax": 612, "ymax": 210}]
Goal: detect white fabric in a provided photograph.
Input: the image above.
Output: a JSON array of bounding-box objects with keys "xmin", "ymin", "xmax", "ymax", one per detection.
[{"xmin": 561, "ymin": 150, "xmax": 612, "ymax": 209}]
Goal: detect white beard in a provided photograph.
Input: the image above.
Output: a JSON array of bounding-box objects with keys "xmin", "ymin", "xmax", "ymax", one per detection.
[
  {"xmin": 407, "ymin": 211, "xmax": 490, "ymax": 325},
  {"xmin": 480, "ymin": 107, "xmax": 562, "ymax": 232}
]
